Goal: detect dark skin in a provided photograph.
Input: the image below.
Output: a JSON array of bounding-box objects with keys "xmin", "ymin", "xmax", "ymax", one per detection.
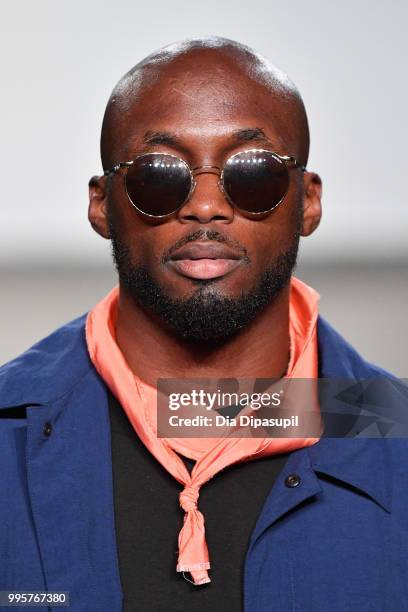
[{"xmin": 88, "ymin": 50, "xmax": 322, "ymax": 386}]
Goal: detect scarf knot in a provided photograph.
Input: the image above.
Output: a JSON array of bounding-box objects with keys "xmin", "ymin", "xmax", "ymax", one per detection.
[{"xmin": 180, "ymin": 485, "xmax": 199, "ymax": 512}]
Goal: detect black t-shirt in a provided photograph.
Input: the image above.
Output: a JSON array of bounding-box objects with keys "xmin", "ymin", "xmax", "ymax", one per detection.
[{"xmin": 108, "ymin": 389, "xmax": 289, "ymax": 612}]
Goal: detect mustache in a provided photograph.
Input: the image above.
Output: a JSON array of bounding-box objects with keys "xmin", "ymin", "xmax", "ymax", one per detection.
[{"xmin": 161, "ymin": 229, "xmax": 250, "ymax": 264}]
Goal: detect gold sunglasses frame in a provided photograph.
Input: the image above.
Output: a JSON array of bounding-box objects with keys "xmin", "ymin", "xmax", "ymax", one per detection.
[{"xmin": 103, "ymin": 148, "xmax": 306, "ymax": 219}]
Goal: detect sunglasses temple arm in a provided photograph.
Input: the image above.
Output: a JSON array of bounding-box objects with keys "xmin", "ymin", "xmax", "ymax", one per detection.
[{"xmin": 103, "ymin": 161, "xmax": 133, "ymax": 176}]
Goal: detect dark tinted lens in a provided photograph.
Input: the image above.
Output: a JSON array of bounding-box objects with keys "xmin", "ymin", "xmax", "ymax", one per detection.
[
  {"xmin": 125, "ymin": 154, "xmax": 191, "ymax": 216},
  {"xmin": 222, "ymin": 150, "xmax": 289, "ymax": 213}
]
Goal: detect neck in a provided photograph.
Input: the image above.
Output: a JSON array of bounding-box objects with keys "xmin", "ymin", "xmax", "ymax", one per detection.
[{"xmin": 115, "ymin": 284, "xmax": 291, "ymax": 386}]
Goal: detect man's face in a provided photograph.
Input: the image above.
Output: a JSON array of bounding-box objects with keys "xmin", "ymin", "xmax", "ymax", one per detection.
[{"xmin": 90, "ymin": 56, "xmax": 321, "ymax": 342}]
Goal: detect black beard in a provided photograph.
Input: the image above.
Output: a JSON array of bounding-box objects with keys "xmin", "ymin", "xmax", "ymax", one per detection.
[{"xmin": 108, "ymin": 221, "xmax": 301, "ymax": 345}]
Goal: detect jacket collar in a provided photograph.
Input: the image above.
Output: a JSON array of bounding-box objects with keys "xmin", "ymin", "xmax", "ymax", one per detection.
[
  {"xmin": 308, "ymin": 315, "xmax": 394, "ymax": 513},
  {"xmin": 0, "ymin": 313, "xmax": 93, "ymax": 408},
  {"xmin": 0, "ymin": 311, "xmax": 395, "ymax": 512}
]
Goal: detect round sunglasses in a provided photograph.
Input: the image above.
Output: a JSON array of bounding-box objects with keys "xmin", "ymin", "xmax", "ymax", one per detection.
[{"xmin": 103, "ymin": 148, "xmax": 306, "ymax": 218}]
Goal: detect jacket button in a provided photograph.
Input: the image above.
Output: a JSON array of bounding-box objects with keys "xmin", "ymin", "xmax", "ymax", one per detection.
[
  {"xmin": 285, "ymin": 473, "xmax": 301, "ymax": 488},
  {"xmin": 43, "ymin": 422, "xmax": 53, "ymax": 437}
]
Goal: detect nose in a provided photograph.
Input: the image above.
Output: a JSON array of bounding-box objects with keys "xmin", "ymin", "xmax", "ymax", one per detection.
[{"xmin": 177, "ymin": 170, "xmax": 234, "ymax": 224}]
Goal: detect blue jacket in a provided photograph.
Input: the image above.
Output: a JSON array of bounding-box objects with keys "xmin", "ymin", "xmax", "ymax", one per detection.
[{"xmin": 0, "ymin": 313, "xmax": 407, "ymax": 612}]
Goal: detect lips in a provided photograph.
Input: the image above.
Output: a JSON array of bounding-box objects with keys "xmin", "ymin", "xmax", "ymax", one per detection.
[
  {"xmin": 170, "ymin": 242, "xmax": 242, "ymax": 261},
  {"xmin": 168, "ymin": 241, "xmax": 243, "ymax": 280}
]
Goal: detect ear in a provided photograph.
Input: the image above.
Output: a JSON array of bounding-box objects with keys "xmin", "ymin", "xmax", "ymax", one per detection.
[
  {"xmin": 301, "ymin": 172, "xmax": 322, "ymax": 237},
  {"xmin": 88, "ymin": 175, "xmax": 110, "ymax": 239}
]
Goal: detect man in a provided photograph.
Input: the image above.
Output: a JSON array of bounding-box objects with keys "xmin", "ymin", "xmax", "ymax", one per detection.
[{"xmin": 0, "ymin": 36, "xmax": 407, "ymax": 612}]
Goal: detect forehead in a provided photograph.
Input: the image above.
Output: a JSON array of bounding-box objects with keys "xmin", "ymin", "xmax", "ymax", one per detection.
[{"xmin": 116, "ymin": 67, "xmax": 297, "ymax": 160}]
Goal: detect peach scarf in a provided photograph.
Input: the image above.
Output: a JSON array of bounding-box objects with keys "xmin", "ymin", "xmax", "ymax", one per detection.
[{"xmin": 85, "ymin": 276, "xmax": 321, "ymax": 585}]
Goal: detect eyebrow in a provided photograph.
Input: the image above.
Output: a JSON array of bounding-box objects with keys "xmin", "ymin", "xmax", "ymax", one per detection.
[
  {"xmin": 143, "ymin": 130, "xmax": 184, "ymax": 147},
  {"xmin": 141, "ymin": 127, "xmax": 278, "ymax": 149},
  {"xmin": 231, "ymin": 127, "xmax": 275, "ymax": 146}
]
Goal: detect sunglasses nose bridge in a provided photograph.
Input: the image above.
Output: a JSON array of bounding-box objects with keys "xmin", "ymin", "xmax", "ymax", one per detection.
[
  {"xmin": 178, "ymin": 165, "xmax": 235, "ymax": 223},
  {"xmin": 190, "ymin": 165, "xmax": 227, "ymax": 200},
  {"xmin": 191, "ymin": 166, "xmax": 221, "ymax": 177}
]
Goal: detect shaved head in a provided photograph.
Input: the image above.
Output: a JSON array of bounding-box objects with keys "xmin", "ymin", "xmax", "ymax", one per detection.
[{"xmin": 100, "ymin": 36, "xmax": 310, "ymax": 171}]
